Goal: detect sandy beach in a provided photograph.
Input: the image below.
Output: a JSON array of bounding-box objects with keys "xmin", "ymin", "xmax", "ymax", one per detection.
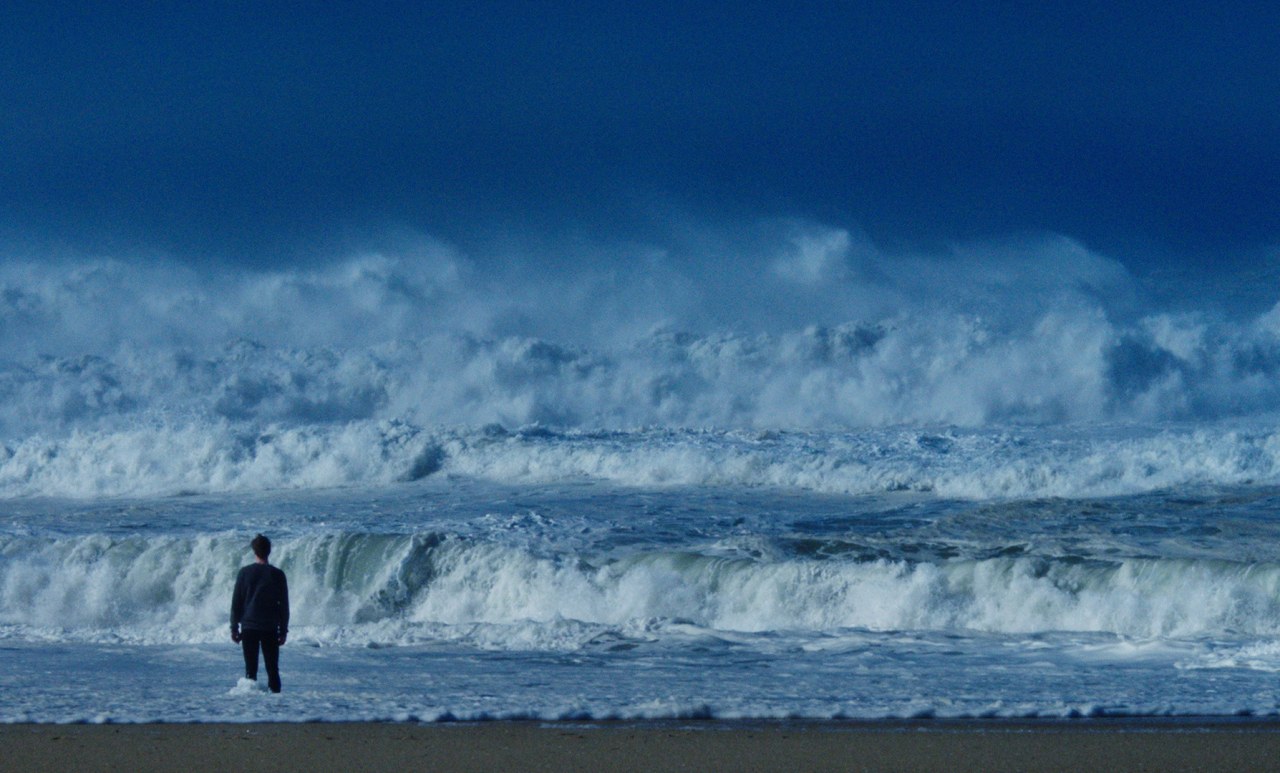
[{"xmin": 3, "ymin": 719, "xmax": 1280, "ymax": 772}]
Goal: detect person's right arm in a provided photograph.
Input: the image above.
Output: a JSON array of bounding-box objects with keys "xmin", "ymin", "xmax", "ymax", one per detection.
[{"xmin": 277, "ymin": 569, "xmax": 289, "ymax": 646}]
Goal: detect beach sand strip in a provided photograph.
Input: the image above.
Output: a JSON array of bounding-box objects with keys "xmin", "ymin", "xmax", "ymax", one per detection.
[{"xmin": 3, "ymin": 719, "xmax": 1278, "ymax": 772}]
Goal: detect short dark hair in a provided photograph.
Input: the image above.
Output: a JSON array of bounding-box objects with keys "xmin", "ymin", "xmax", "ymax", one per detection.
[{"xmin": 251, "ymin": 534, "xmax": 271, "ymax": 559}]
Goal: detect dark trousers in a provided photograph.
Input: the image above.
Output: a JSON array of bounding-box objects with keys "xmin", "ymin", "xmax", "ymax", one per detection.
[{"xmin": 241, "ymin": 630, "xmax": 282, "ymax": 693}]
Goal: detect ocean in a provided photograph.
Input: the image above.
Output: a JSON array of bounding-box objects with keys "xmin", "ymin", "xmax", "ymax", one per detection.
[{"xmin": 4, "ymin": 249, "xmax": 1280, "ymax": 723}]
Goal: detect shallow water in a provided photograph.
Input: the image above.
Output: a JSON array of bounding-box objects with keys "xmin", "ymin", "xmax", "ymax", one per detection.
[{"xmin": 5, "ymin": 470, "xmax": 1280, "ymax": 723}]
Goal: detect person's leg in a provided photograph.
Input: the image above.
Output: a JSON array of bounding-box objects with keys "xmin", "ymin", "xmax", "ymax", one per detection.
[
  {"xmin": 261, "ymin": 636, "xmax": 281, "ymax": 693},
  {"xmin": 241, "ymin": 631, "xmax": 260, "ymax": 681}
]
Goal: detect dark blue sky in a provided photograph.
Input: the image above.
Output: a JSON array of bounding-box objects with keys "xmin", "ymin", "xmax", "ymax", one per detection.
[{"xmin": 2, "ymin": 2, "xmax": 1277, "ymax": 269}]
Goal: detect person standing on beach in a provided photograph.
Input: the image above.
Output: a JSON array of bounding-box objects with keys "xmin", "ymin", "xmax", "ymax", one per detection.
[{"xmin": 230, "ymin": 534, "xmax": 290, "ymax": 693}]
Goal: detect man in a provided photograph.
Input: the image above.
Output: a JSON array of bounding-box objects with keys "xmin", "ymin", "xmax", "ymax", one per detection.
[{"xmin": 230, "ymin": 534, "xmax": 290, "ymax": 693}]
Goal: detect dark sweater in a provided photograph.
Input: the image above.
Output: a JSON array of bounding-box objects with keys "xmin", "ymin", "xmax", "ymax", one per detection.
[{"xmin": 230, "ymin": 562, "xmax": 290, "ymax": 634}]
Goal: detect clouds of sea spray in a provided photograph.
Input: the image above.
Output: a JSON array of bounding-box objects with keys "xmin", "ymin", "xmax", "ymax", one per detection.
[
  {"xmin": 3, "ymin": 226, "xmax": 1279, "ymax": 431},
  {"xmin": 3, "ymin": 225, "xmax": 1280, "ymax": 496},
  {"xmin": 0, "ymin": 239, "xmax": 473, "ymax": 356}
]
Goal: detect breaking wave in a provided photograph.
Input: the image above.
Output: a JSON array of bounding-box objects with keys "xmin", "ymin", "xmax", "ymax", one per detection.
[
  {"xmin": 1, "ymin": 422, "xmax": 1279, "ymax": 500},
  {"xmin": 4, "ymin": 232, "xmax": 1280, "ymax": 498},
  {"xmin": 5, "ymin": 532, "xmax": 1280, "ymax": 647}
]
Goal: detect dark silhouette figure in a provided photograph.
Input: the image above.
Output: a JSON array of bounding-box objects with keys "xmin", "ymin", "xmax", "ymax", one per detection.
[{"xmin": 230, "ymin": 534, "xmax": 290, "ymax": 693}]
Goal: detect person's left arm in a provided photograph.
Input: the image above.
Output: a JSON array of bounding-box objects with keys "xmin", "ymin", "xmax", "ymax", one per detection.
[{"xmin": 230, "ymin": 568, "xmax": 245, "ymax": 643}]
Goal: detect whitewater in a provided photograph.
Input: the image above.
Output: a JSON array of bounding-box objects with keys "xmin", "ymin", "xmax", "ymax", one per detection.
[{"xmin": 5, "ymin": 233, "xmax": 1280, "ymax": 722}]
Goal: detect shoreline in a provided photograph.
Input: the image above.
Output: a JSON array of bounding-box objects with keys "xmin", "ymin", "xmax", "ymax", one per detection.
[{"xmin": 4, "ymin": 718, "xmax": 1280, "ymax": 772}]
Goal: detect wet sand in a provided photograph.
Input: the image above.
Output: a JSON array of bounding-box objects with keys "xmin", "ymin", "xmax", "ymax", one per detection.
[{"xmin": 3, "ymin": 719, "xmax": 1279, "ymax": 772}]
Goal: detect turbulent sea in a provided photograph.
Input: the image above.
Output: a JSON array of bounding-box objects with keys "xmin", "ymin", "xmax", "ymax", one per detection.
[{"xmin": 5, "ymin": 243, "xmax": 1280, "ymax": 723}]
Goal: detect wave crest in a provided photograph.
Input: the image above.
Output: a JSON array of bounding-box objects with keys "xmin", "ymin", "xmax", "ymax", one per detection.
[{"xmin": 5, "ymin": 533, "xmax": 1280, "ymax": 646}]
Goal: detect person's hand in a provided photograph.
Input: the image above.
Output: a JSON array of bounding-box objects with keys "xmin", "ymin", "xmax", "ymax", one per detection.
[
  {"xmin": 231, "ymin": 628, "xmax": 242, "ymax": 644},
  {"xmin": 277, "ymin": 632, "xmax": 287, "ymax": 646}
]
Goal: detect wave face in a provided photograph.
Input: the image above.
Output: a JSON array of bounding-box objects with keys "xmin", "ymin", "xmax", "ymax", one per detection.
[
  {"xmin": 3, "ymin": 234, "xmax": 1280, "ymax": 497},
  {"xmin": 6, "ymin": 532, "xmax": 1280, "ymax": 647}
]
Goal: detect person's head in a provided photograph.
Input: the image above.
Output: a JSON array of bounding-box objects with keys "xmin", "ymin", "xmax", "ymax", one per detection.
[{"xmin": 251, "ymin": 534, "xmax": 272, "ymax": 560}]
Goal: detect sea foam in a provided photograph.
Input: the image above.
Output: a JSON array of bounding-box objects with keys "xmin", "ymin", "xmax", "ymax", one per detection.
[
  {"xmin": 1, "ymin": 421, "xmax": 1278, "ymax": 500},
  {"xmin": 5, "ymin": 531, "xmax": 1280, "ymax": 648},
  {"xmin": 4, "ymin": 241, "xmax": 1280, "ymax": 498}
]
